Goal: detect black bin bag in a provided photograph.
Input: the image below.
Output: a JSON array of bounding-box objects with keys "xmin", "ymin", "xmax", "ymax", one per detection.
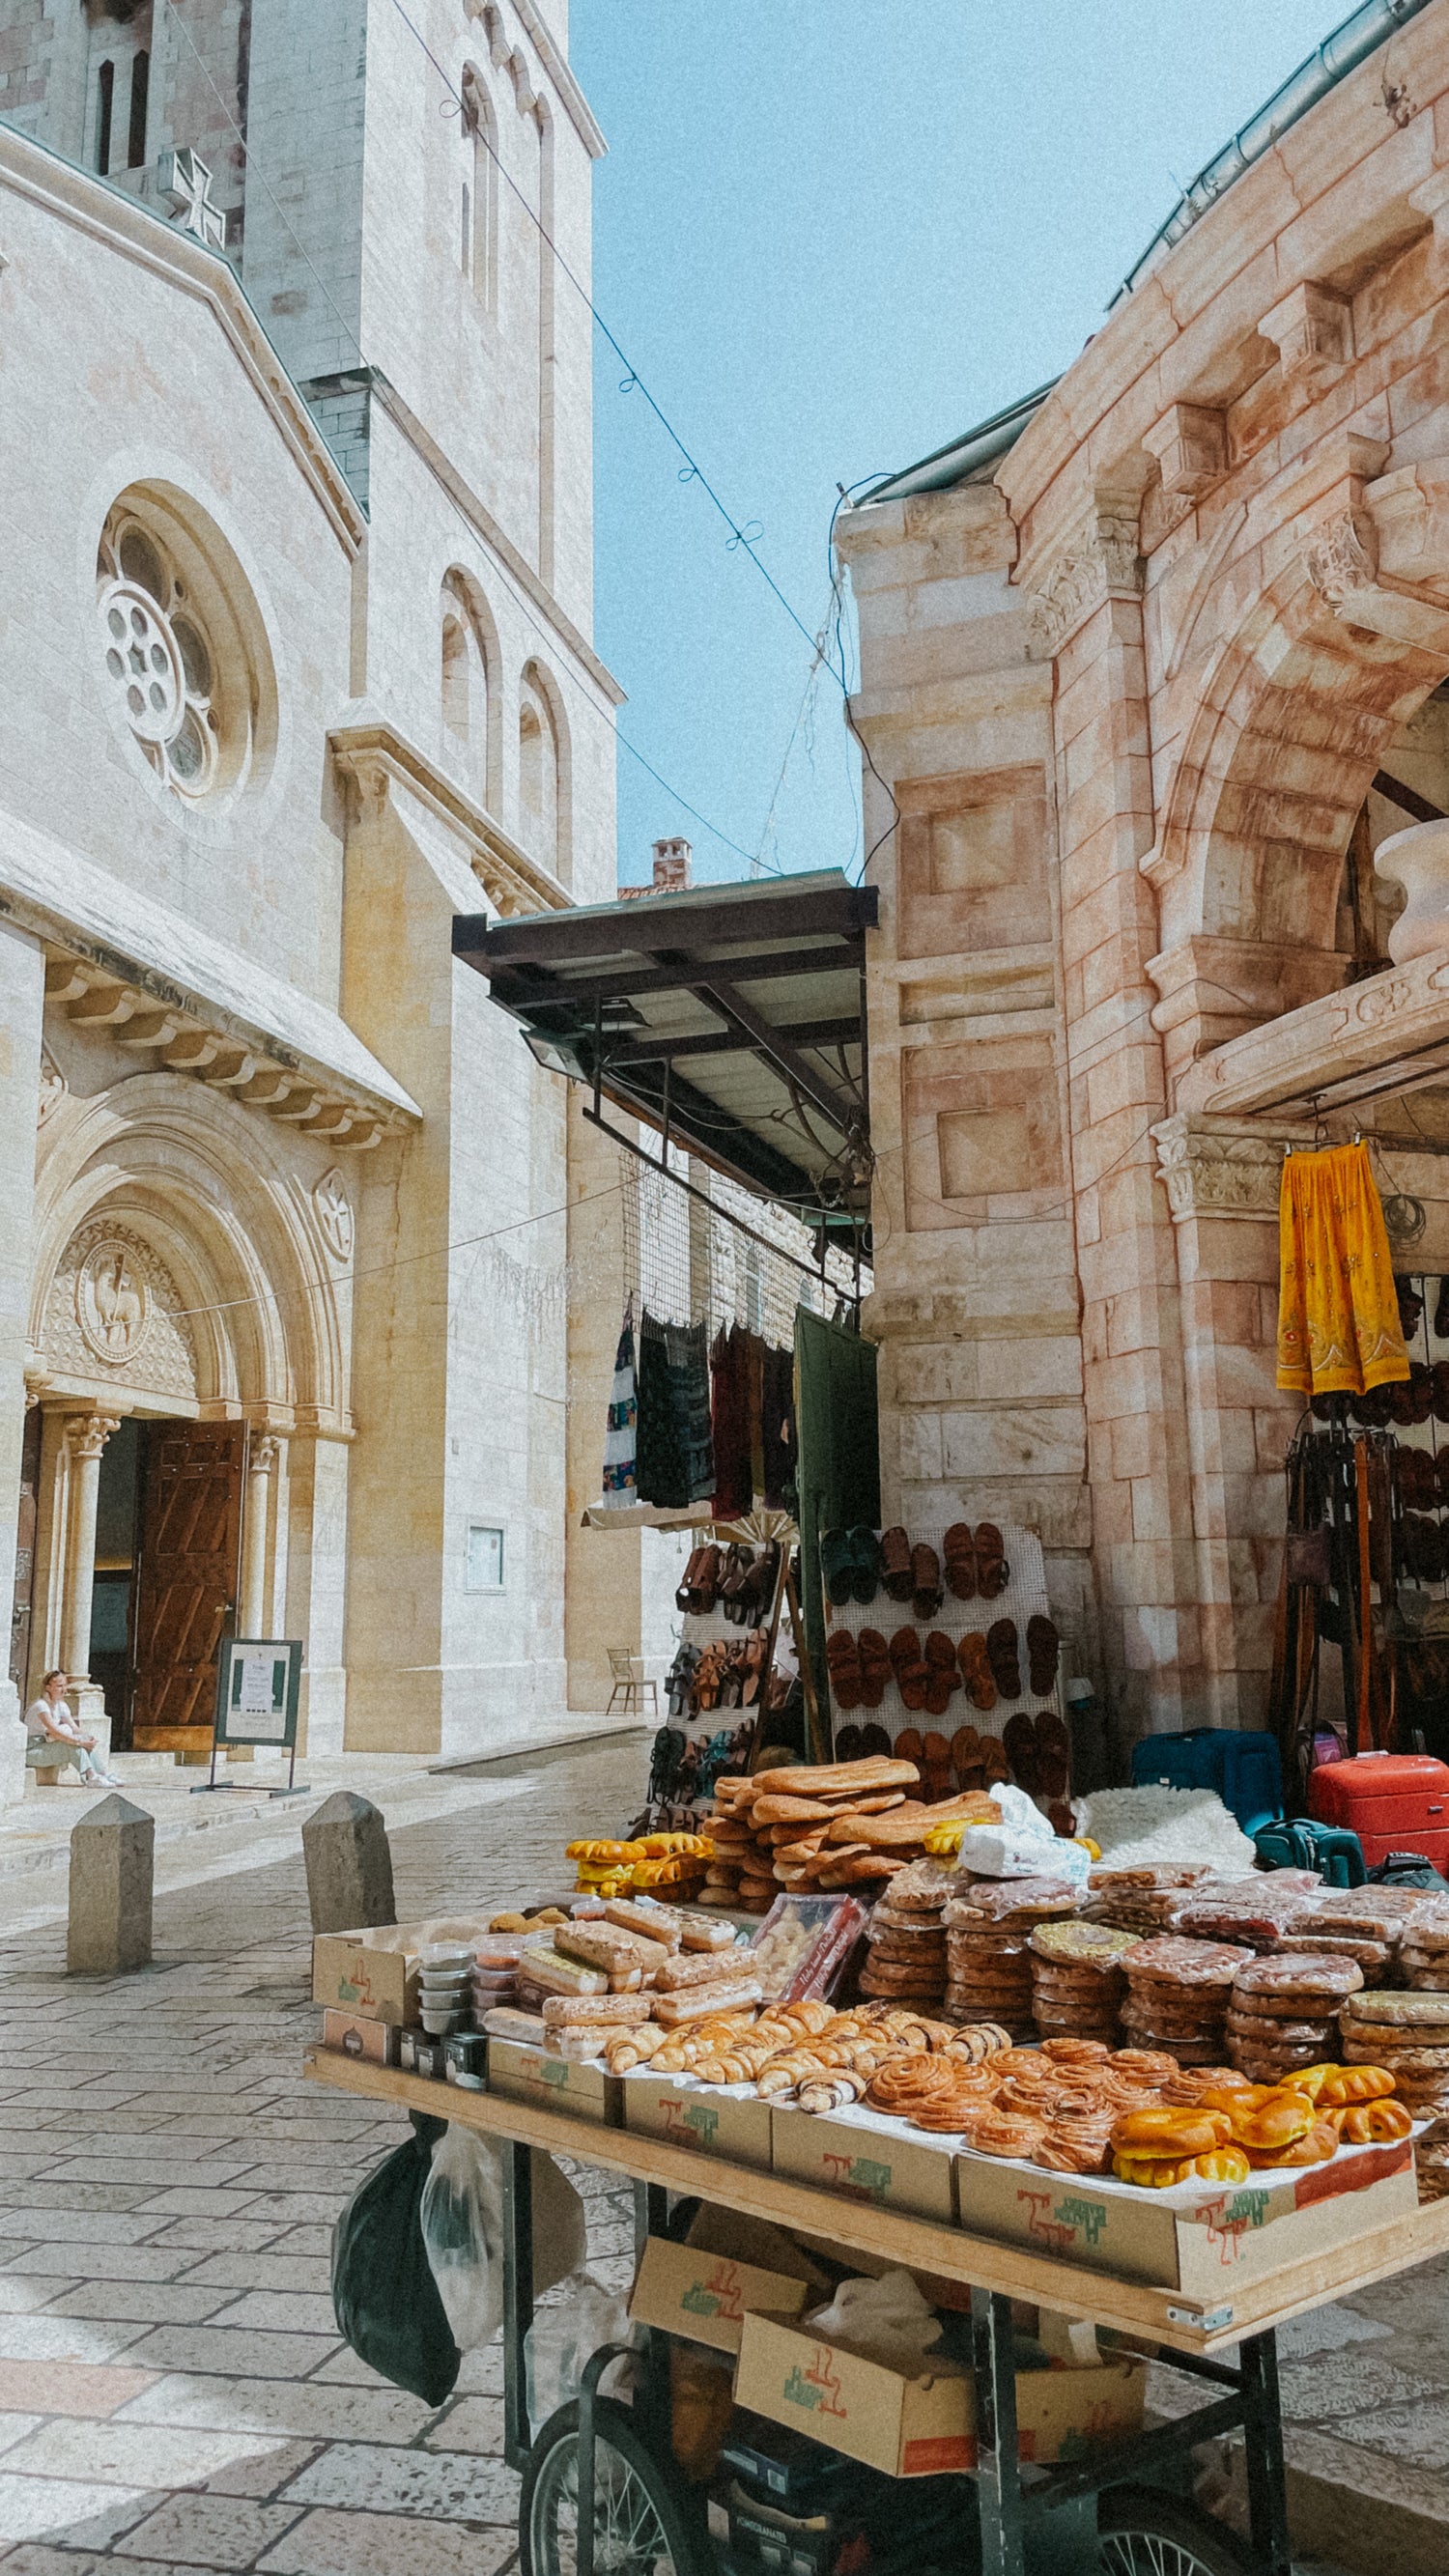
[{"xmin": 332, "ymin": 2111, "xmax": 462, "ymax": 2404}]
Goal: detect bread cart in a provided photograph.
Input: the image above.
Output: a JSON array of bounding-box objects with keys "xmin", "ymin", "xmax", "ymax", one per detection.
[{"xmin": 307, "ymin": 2050, "xmax": 1449, "ymax": 2576}]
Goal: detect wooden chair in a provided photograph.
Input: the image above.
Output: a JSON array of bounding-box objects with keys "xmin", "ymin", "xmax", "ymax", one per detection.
[{"xmin": 605, "ymin": 1648, "xmax": 659, "ymax": 1717}]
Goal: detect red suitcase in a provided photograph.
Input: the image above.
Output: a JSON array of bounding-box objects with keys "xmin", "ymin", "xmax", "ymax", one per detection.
[{"xmin": 1308, "ymin": 1752, "xmax": 1449, "ymax": 1869}]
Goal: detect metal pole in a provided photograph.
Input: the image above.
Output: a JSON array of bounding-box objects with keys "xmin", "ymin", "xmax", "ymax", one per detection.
[
  {"xmin": 501, "ymin": 2141, "xmax": 534, "ymax": 2472},
  {"xmin": 970, "ymin": 2288, "xmax": 1026, "ymax": 2576},
  {"xmin": 1240, "ymin": 2331, "xmax": 1292, "ymax": 2576}
]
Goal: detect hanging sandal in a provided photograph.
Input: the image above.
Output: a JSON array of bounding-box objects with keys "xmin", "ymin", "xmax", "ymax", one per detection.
[
  {"xmin": 719, "ymin": 1544, "xmax": 752, "ymax": 1624},
  {"xmin": 857, "ymin": 1628, "xmax": 892, "ymax": 1710},
  {"xmin": 975, "ymin": 1524, "xmax": 1009, "ymax": 1599},
  {"xmin": 911, "ymin": 1543, "xmax": 943, "ymax": 1621},
  {"xmin": 889, "ymin": 1627, "xmax": 929, "ymax": 1712},
  {"xmin": 1003, "ymin": 1709, "xmax": 1040, "ymax": 1793},
  {"xmin": 859, "ymin": 1723, "xmax": 893, "ymax": 1759},
  {"xmin": 834, "ymin": 1722, "xmax": 866, "ymax": 1761},
  {"xmin": 880, "ymin": 1526, "xmax": 914, "ymax": 1603},
  {"xmin": 952, "ymin": 1723, "xmax": 983, "ymax": 1789},
  {"xmin": 694, "ymin": 1543, "xmax": 725, "ymax": 1613},
  {"xmin": 675, "ymin": 1546, "xmax": 711, "ymax": 1614},
  {"xmin": 693, "ymin": 1644, "xmax": 725, "ymax": 1713},
  {"xmin": 894, "ymin": 1726, "xmax": 924, "ymax": 1769},
  {"xmin": 943, "ymin": 1522, "xmax": 978, "ymax": 1600},
  {"xmin": 847, "ymin": 1526, "xmax": 884, "ymax": 1604},
  {"xmin": 923, "ymin": 1630, "xmax": 961, "ymax": 1717},
  {"xmin": 1034, "ymin": 1708, "xmax": 1070, "ymax": 1801},
  {"xmin": 744, "ymin": 1540, "xmax": 781, "ymax": 1627},
  {"xmin": 741, "ymin": 1629, "xmax": 770, "ymax": 1705},
  {"xmin": 819, "ymin": 1529, "xmax": 856, "ymax": 1606},
  {"xmin": 1026, "ymin": 1613, "xmax": 1061, "ymax": 1697},
  {"xmin": 979, "ymin": 1732, "xmax": 1010, "ymax": 1787},
  {"xmin": 957, "ymin": 1631, "xmax": 997, "ymax": 1712},
  {"xmin": 825, "ymin": 1627, "xmax": 865, "ymax": 1712},
  {"xmin": 986, "ymin": 1616, "xmax": 1022, "ymax": 1698},
  {"xmin": 921, "ymin": 1729, "xmax": 954, "ymax": 1798}
]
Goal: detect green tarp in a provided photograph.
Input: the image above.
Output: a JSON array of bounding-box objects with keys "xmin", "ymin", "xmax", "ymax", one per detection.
[{"xmin": 793, "ymin": 1307, "xmax": 879, "ymax": 1759}]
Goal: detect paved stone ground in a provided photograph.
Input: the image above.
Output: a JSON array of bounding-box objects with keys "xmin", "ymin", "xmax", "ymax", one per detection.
[{"xmin": 0, "ymin": 1729, "xmax": 1429, "ymax": 2576}]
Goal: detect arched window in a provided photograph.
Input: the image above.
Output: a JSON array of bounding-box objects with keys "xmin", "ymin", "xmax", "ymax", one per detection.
[
  {"xmin": 461, "ymin": 69, "xmax": 498, "ymax": 315},
  {"xmin": 96, "ymin": 60, "xmax": 115, "ymax": 175},
  {"xmin": 440, "ymin": 575, "xmax": 496, "ymax": 805},
  {"xmin": 518, "ymin": 667, "xmax": 561, "ymax": 878}
]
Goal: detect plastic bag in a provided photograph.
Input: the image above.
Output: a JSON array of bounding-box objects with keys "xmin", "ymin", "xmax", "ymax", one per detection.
[
  {"xmin": 419, "ymin": 2123, "xmax": 506, "ymax": 2351},
  {"xmin": 525, "ymin": 2269, "xmax": 634, "ymax": 2433},
  {"xmin": 805, "ymin": 2269, "xmax": 951, "ymax": 2377},
  {"xmin": 332, "ymin": 2111, "xmax": 461, "ymax": 2404},
  {"xmin": 419, "ymin": 2130, "xmax": 588, "ymax": 2352}
]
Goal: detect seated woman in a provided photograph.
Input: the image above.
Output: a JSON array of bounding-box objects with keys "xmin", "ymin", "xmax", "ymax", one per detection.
[{"xmin": 24, "ymin": 1670, "xmax": 121, "ymax": 1786}]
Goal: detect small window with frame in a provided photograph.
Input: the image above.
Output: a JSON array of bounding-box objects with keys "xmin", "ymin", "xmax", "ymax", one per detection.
[{"xmin": 466, "ymin": 1523, "xmax": 505, "ymax": 1593}]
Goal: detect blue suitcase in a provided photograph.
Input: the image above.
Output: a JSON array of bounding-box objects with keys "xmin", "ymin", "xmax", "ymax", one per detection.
[{"xmin": 1130, "ymin": 1728, "xmax": 1284, "ymax": 1838}]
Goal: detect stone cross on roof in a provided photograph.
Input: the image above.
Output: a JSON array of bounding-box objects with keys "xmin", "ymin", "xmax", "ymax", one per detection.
[{"xmin": 157, "ymin": 148, "xmax": 226, "ymax": 253}]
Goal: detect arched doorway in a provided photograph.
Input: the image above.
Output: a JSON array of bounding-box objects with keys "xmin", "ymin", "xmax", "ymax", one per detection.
[{"xmin": 26, "ymin": 1072, "xmax": 349, "ymax": 1756}]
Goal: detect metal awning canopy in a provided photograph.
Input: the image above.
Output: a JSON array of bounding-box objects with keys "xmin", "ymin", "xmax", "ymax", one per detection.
[{"xmin": 453, "ymin": 869, "xmax": 877, "ymax": 1221}]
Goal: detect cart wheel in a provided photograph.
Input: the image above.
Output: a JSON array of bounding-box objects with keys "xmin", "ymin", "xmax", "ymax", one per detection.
[
  {"xmin": 1099, "ymin": 2485, "xmax": 1268, "ymax": 2576},
  {"xmin": 521, "ymin": 2393, "xmax": 705, "ymax": 2576}
]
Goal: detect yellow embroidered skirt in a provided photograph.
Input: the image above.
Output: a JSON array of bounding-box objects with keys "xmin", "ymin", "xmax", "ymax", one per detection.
[{"xmin": 1277, "ymin": 1140, "xmax": 1409, "ymax": 1396}]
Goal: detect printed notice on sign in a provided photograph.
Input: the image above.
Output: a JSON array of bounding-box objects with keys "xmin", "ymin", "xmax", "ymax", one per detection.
[{"xmin": 231, "ymin": 1652, "xmax": 288, "ymax": 1737}]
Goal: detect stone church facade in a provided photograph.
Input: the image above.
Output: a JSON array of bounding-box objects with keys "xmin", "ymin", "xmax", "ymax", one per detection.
[
  {"xmin": 839, "ymin": 0, "xmax": 1449, "ymax": 1746},
  {"xmin": 0, "ymin": 0, "xmax": 629, "ymax": 1792}
]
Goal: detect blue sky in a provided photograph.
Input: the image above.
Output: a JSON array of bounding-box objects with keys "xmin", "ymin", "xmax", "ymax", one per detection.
[{"xmin": 570, "ymin": 2, "xmax": 1343, "ymax": 889}]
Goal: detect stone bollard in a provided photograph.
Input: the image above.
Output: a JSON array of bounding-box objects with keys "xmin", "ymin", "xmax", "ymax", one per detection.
[
  {"xmin": 302, "ymin": 1790, "xmax": 396, "ymax": 1934},
  {"xmin": 68, "ymin": 1794, "xmax": 155, "ymax": 1974}
]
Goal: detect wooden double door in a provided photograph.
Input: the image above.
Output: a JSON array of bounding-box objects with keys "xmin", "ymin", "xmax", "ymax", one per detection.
[{"xmin": 128, "ymin": 1421, "xmax": 245, "ymax": 1751}]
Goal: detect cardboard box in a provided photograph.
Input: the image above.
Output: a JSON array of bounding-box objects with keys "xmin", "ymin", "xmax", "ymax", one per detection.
[
  {"xmin": 735, "ymin": 2311, "xmax": 972, "ymax": 2478},
  {"xmin": 311, "ymin": 1919, "xmax": 494, "ymax": 2027},
  {"xmin": 630, "ymin": 2234, "xmax": 812, "ymax": 2356},
  {"xmin": 771, "ymin": 2101, "xmax": 956, "ymax": 2222},
  {"xmin": 953, "ymin": 2135, "xmax": 1418, "ymax": 2317},
  {"xmin": 486, "ymin": 2034, "xmax": 622, "ymax": 2125},
  {"xmin": 734, "ymin": 2313, "xmax": 1146, "ymax": 2479},
  {"xmin": 624, "ymin": 2074, "xmax": 773, "ymax": 2170},
  {"xmin": 321, "ymin": 2009, "xmax": 398, "ymax": 2065}
]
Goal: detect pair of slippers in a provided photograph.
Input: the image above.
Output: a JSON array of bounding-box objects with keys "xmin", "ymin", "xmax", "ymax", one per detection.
[
  {"xmin": 887, "ymin": 1628, "xmax": 960, "ymax": 1716},
  {"xmin": 1396, "ymin": 1449, "xmax": 1449, "ymax": 1510},
  {"xmin": 820, "ymin": 1528, "xmax": 884, "ymax": 1605},
  {"xmin": 942, "ymin": 1523, "xmax": 1009, "ymax": 1600},
  {"xmin": 946, "ymin": 1724, "xmax": 1010, "ymax": 1792},
  {"xmin": 833, "ymin": 1720, "xmax": 894, "ymax": 1762},
  {"xmin": 1003, "ymin": 1707, "xmax": 1070, "ymax": 1800},
  {"xmin": 877, "ymin": 1530, "xmax": 947, "ymax": 1620},
  {"xmin": 826, "ymin": 1626, "xmax": 892, "ymax": 1711}
]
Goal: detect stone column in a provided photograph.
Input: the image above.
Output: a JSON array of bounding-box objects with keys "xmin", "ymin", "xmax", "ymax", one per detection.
[
  {"xmin": 1028, "ymin": 495, "xmax": 1201, "ymax": 1741},
  {"xmin": 0, "ymin": 921, "xmax": 44, "ymax": 1806},
  {"xmin": 239, "ymin": 1434, "xmax": 281, "ymax": 1636},
  {"xmin": 60, "ymin": 1416, "xmax": 120, "ymax": 1729}
]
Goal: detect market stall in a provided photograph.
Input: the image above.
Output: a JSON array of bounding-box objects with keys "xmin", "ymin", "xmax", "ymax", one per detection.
[{"xmin": 310, "ymin": 1778, "xmax": 1449, "ymax": 2576}]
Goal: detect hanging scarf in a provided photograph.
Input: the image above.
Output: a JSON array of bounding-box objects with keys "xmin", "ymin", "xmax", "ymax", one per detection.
[
  {"xmin": 1277, "ymin": 1141, "xmax": 1410, "ymax": 1397},
  {"xmin": 599, "ymin": 1308, "xmax": 638, "ymax": 1503}
]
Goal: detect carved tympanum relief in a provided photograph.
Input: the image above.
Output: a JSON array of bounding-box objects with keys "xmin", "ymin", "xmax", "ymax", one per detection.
[{"xmin": 43, "ymin": 1219, "xmax": 197, "ymax": 1401}]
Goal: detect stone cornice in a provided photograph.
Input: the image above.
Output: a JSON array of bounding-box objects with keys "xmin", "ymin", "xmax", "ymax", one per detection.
[
  {"xmin": 370, "ymin": 376, "xmax": 625, "ymax": 707},
  {"xmin": 0, "ymin": 127, "xmax": 365, "ymax": 557},
  {"xmin": 327, "ymin": 716, "xmax": 570, "ymax": 918},
  {"xmin": 1178, "ymin": 947, "xmax": 1449, "ymax": 1121},
  {"xmin": 1021, "ymin": 500, "xmax": 1144, "ymax": 656},
  {"xmin": 1151, "ymin": 1112, "xmax": 1310, "ymax": 1221}
]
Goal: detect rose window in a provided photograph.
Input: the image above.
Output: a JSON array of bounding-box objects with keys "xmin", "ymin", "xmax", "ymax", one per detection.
[{"xmin": 97, "ymin": 517, "xmax": 221, "ymax": 799}]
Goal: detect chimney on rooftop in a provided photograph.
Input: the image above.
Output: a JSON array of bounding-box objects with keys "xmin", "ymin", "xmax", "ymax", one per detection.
[{"xmin": 651, "ymin": 837, "xmax": 692, "ymax": 892}]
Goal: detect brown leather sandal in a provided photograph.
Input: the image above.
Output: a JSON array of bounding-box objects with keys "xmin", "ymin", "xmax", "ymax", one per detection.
[
  {"xmin": 857, "ymin": 1628, "xmax": 891, "ymax": 1710},
  {"xmin": 986, "ymin": 1616, "xmax": 1022, "ymax": 1698},
  {"xmin": 923, "ymin": 1630, "xmax": 960, "ymax": 1717},
  {"xmin": 1034, "ymin": 1707, "xmax": 1070, "ymax": 1800},
  {"xmin": 911, "ymin": 1543, "xmax": 943, "ymax": 1621},
  {"xmin": 943, "ymin": 1523, "xmax": 978, "ymax": 1600},
  {"xmin": 975, "ymin": 1524, "xmax": 1009, "ymax": 1599},
  {"xmin": 888, "ymin": 1628, "xmax": 929, "ymax": 1712},
  {"xmin": 880, "ymin": 1526, "xmax": 914, "ymax": 1603},
  {"xmin": 825, "ymin": 1626, "xmax": 864, "ymax": 1712},
  {"xmin": 979, "ymin": 1732, "xmax": 1010, "ymax": 1787},
  {"xmin": 1026, "ymin": 1613, "xmax": 1060, "ymax": 1696},
  {"xmin": 1003, "ymin": 1709, "xmax": 1040, "ymax": 1792},
  {"xmin": 952, "ymin": 1724, "xmax": 983, "ymax": 1790},
  {"xmin": 957, "ymin": 1631, "xmax": 997, "ymax": 1712}
]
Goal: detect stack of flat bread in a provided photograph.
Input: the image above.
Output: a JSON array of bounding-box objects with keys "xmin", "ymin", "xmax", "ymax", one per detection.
[{"xmin": 704, "ymin": 1757, "xmax": 1001, "ymax": 1912}]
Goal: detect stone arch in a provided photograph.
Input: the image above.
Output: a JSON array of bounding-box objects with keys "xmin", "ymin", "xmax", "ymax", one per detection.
[
  {"xmin": 460, "ymin": 61, "xmax": 498, "ymax": 313},
  {"xmin": 1154, "ymin": 553, "xmax": 1447, "ymax": 964},
  {"xmin": 29, "ymin": 1073, "xmax": 349, "ymax": 1424}
]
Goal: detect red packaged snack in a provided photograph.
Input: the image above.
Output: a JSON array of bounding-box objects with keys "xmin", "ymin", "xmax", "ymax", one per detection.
[
  {"xmin": 1232, "ymin": 1951, "xmax": 1364, "ymax": 2002},
  {"xmin": 1171, "ymin": 1886, "xmax": 1321, "ymax": 1944},
  {"xmin": 1123, "ymin": 1935, "xmax": 1255, "ymax": 1988},
  {"xmin": 946, "ymin": 1878, "xmax": 1082, "ymax": 1922},
  {"xmin": 748, "ymin": 1894, "xmax": 865, "ymax": 2002}
]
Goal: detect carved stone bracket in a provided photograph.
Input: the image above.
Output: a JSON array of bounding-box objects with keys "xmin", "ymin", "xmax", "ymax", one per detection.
[
  {"xmin": 1027, "ymin": 502, "xmax": 1143, "ymax": 656},
  {"xmin": 1262, "ymin": 280, "xmax": 1352, "ymax": 389},
  {"xmin": 1143, "ymin": 403, "xmax": 1227, "ymax": 500},
  {"xmin": 1306, "ymin": 505, "xmax": 1378, "ymax": 607}
]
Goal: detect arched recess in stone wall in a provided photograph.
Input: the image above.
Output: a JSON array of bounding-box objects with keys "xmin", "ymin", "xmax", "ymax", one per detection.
[
  {"xmin": 29, "ymin": 1072, "xmax": 349, "ymax": 1420},
  {"xmin": 1153, "ymin": 557, "xmax": 1449, "ymax": 965}
]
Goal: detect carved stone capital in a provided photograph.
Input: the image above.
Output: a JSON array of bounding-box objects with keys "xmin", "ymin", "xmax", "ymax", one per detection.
[
  {"xmin": 1151, "ymin": 1113, "xmax": 1306, "ymax": 1221},
  {"xmin": 65, "ymin": 1413, "xmax": 121, "ymax": 1461},
  {"xmin": 1027, "ymin": 502, "xmax": 1143, "ymax": 656},
  {"xmin": 249, "ymin": 1434, "xmax": 281, "ymax": 1477}
]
